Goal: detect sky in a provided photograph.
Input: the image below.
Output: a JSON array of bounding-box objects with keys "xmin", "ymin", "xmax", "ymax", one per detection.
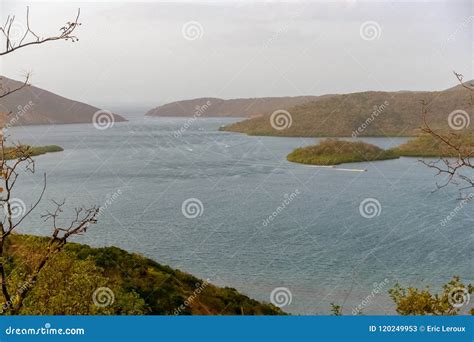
[{"xmin": 1, "ymin": 0, "xmax": 472, "ymax": 110}]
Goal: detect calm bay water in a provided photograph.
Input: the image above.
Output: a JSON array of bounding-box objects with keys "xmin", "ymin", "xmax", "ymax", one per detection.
[{"xmin": 8, "ymin": 116, "xmax": 473, "ymax": 315}]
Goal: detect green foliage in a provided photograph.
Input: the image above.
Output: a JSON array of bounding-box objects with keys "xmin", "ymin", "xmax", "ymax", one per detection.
[
  {"xmin": 388, "ymin": 277, "xmax": 473, "ymax": 315},
  {"xmin": 20, "ymin": 254, "xmax": 147, "ymax": 315},
  {"xmin": 287, "ymin": 139, "xmax": 399, "ymax": 165},
  {"xmin": 392, "ymin": 133, "xmax": 474, "ymax": 158},
  {"xmin": 3, "ymin": 145, "xmax": 63, "ymax": 160},
  {"xmin": 4, "ymin": 234, "xmax": 284, "ymax": 315},
  {"xmin": 287, "ymin": 134, "xmax": 474, "ymax": 166},
  {"xmin": 330, "ymin": 303, "xmax": 342, "ymax": 316}
]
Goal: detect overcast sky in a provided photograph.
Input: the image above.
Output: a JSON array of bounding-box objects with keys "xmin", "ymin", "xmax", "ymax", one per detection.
[{"xmin": 1, "ymin": 0, "xmax": 472, "ymax": 110}]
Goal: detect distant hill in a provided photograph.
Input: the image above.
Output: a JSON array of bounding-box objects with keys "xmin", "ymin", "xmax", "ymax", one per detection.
[
  {"xmin": 145, "ymin": 96, "xmax": 324, "ymax": 117},
  {"xmin": 220, "ymin": 83, "xmax": 473, "ymax": 137},
  {"xmin": 0, "ymin": 76, "xmax": 126, "ymax": 127}
]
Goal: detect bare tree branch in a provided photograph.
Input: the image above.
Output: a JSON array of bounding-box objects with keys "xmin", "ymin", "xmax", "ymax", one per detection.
[
  {"xmin": 421, "ymin": 72, "xmax": 474, "ymax": 191},
  {"xmin": 0, "ymin": 6, "xmax": 94, "ymax": 315},
  {"xmin": 0, "ymin": 7, "xmax": 81, "ymax": 56},
  {"xmin": 0, "ymin": 73, "xmax": 30, "ymax": 99}
]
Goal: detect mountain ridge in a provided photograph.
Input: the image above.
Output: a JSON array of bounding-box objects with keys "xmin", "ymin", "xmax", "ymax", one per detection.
[
  {"xmin": 219, "ymin": 83, "xmax": 473, "ymax": 137},
  {"xmin": 0, "ymin": 76, "xmax": 127, "ymax": 127},
  {"xmin": 145, "ymin": 95, "xmax": 325, "ymax": 118}
]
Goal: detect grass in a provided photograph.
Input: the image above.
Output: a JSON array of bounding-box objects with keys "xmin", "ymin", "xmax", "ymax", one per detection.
[
  {"xmin": 3, "ymin": 145, "xmax": 63, "ymax": 160},
  {"xmin": 287, "ymin": 139, "xmax": 399, "ymax": 165}
]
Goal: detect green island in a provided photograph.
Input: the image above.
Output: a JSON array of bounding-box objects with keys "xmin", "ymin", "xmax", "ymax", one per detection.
[
  {"xmin": 287, "ymin": 134, "xmax": 474, "ymax": 166},
  {"xmin": 7, "ymin": 234, "xmax": 283, "ymax": 315},
  {"xmin": 3, "ymin": 145, "xmax": 63, "ymax": 160},
  {"xmin": 287, "ymin": 139, "xmax": 398, "ymax": 165},
  {"xmin": 393, "ymin": 133, "xmax": 474, "ymax": 158}
]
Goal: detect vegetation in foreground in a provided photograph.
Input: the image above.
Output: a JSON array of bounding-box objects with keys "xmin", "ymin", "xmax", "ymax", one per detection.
[
  {"xmin": 5, "ymin": 234, "xmax": 473, "ymax": 316},
  {"xmin": 3, "ymin": 145, "xmax": 63, "ymax": 160},
  {"xmin": 389, "ymin": 277, "xmax": 473, "ymax": 316},
  {"xmin": 330, "ymin": 276, "xmax": 473, "ymax": 316},
  {"xmin": 5, "ymin": 234, "xmax": 284, "ymax": 315},
  {"xmin": 287, "ymin": 139, "xmax": 398, "ymax": 165}
]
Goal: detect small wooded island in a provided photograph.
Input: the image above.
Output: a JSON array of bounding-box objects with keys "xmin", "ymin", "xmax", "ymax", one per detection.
[
  {"xmin": 287, "ymin": 139, "xmax": 398, "ymax": 165},
  {"xmin": 287, "ymin": 134, "xmax": 474, "ymax": 166}
]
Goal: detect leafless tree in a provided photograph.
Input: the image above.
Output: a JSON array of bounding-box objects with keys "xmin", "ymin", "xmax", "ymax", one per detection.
[
  {"xmin": 421, "ymin": 71, "xmax": 474, "ymax": 193},
  {"xmin": 0, "ymin": 7, "xmax": 98, "ymax": 314},
  {"xmin": 0, "ymin": 6, "xmax": 81, "ymax": 100}
]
